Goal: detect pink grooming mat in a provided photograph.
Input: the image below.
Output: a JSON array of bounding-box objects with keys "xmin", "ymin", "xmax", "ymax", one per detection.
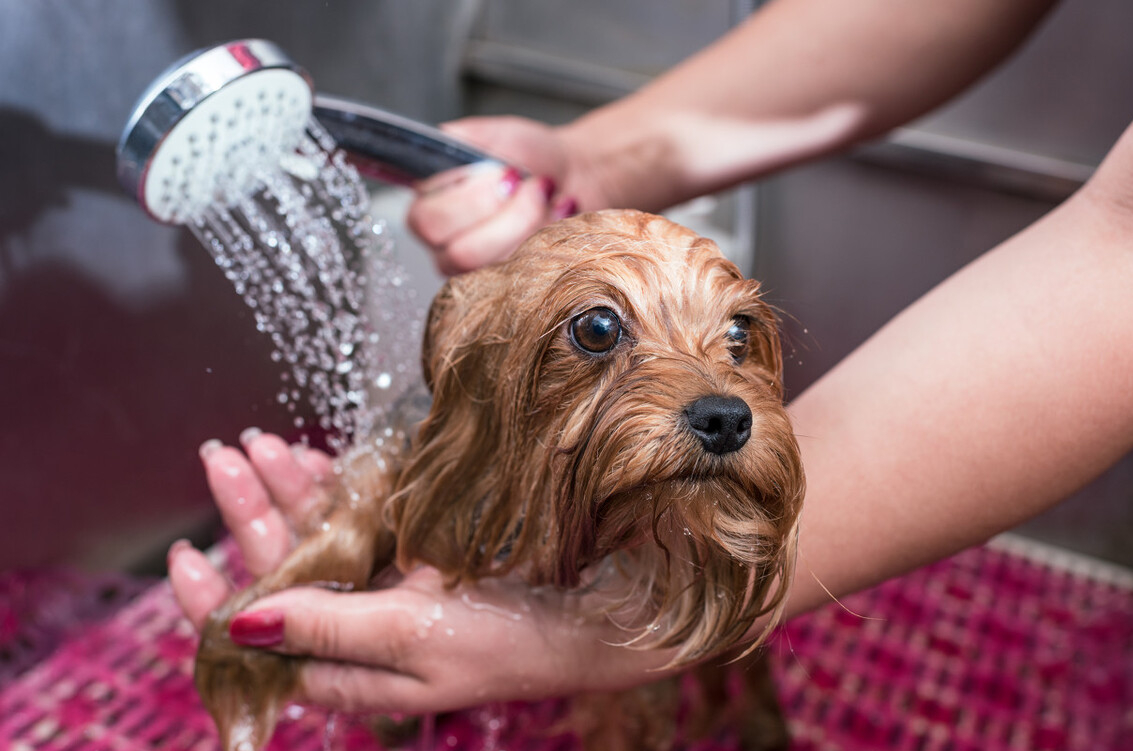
[{"xmin": 1, "ymin": 539, "xmax": 1130, "ymax": 750}]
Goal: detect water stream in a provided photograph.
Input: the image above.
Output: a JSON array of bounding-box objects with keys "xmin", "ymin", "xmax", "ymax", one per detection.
[{"xmin": 189, "ymin": 117, "xmax": 424, "ymax": 457}]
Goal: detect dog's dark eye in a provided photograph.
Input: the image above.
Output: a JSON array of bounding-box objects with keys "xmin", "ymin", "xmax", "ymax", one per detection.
[
  {"xmin": 726, "ymin": 316, "xmax": 750, "ymax": 364},
  {"xmin": 570, "ymin": 307, "xmax": 621, "ymax": 354}
]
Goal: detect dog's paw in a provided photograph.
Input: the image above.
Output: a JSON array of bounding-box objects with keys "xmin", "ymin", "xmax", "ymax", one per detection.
[{"xmin": 194, "ymin": 595, "xmax": 302, "ymax": 751}]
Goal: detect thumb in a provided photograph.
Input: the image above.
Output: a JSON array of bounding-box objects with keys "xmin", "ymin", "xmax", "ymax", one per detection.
[{"xmin": 227, "ymin": 586, "xmax": 431, "ymax": 673}]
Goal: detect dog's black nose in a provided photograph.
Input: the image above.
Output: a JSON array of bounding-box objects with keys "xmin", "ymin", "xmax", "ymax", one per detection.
[{"xmin": 684, "ymin": 395, "xmax": 752, "ymax": 455}]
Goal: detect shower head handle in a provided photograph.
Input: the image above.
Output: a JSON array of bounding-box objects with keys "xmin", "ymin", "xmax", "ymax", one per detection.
[{"xmin": 313, "ymin": 95, "xmax": 505, "ymax": 185}]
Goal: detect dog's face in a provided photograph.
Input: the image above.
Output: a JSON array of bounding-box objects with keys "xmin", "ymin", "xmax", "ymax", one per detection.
[{"xmin": 387, "ymin": 209, "xmax": 803, "ymax": 663}]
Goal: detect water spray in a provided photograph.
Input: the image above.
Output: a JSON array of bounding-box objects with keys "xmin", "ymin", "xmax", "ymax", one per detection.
[{"xmin": 116, "ymin": 39, "xmax": 489, "ymax": 449}]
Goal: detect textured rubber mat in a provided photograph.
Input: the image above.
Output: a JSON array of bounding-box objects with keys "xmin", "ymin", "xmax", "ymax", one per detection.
[
  {"xmin": 1, "ymin": 537, "xmax": 1129, "ymax": 750},
  {"xmin": 767, "ymin": 537, "xmax": 1132, "ymax": 750}
]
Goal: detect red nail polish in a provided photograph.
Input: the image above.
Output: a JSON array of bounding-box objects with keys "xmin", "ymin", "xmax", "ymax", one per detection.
[
  {"xmin": 498, "ymin": 167, "xmax": 522, "ymax": 198},
  {"xmin": 230, "ymin": 609, "xmax": 285, "ymax": 648},
  {"xmin": 539, "ymin": 175, "xmax": 557, "ymax": 202},
  {"xmin": 551, "ymin": 197, "xmax": 579, "ymax": 221}
]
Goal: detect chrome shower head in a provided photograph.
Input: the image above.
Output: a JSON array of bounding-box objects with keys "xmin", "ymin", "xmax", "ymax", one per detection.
[
  {"xmin": 117, "ymin": 39, "xmax": 500, "ymax": 225},
  {"xmin": 117, "ymin": 40, "xmax": 314, "ymax": 224}
]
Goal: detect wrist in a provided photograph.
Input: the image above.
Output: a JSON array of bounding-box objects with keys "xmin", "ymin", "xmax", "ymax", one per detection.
[
  {"xmin": 555, "ymin": 102, "xmax": 688, "ymax": 213},
  {"xmin": 555, "ymin": 99, "xmax": 868, "ymax": 215}
]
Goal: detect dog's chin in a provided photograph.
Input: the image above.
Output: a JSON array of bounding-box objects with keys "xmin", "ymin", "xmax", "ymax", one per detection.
[
  {"xmin": 569, "ymin": 467, "xmax": 793, "ymax": 664},
  {"xmin": 586, "ymin": 438, "xmax": 794, "ymax": 554},
  {"xmin": 647, "ymin": 472, "xmax": 788, "ymax": 569}
]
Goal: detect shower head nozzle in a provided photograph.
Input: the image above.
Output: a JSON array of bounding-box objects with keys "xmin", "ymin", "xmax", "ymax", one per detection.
[
  {"xmin": 117, "ymin": 39, "xmax": 314, "ymax": 225},
  {"xmin": 118, "ymin": 39, "xmax": 505, "ymax": 227}
]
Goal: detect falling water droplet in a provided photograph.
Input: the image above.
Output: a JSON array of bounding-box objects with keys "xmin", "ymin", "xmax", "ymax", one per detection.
[{"xmin": 187, "ymin": 117, "xmax": 426, "ymax": 464}]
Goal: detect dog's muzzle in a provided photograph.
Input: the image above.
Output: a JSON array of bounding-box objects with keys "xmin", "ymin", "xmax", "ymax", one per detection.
[{"xmin": 684, "ymin": 395, "xmax": 752, "ymax": 455}]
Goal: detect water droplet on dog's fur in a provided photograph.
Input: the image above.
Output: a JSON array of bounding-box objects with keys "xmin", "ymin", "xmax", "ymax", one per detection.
[{"xmin": 460, "ymin": 593, "xmax": 523, "ymax": 622}]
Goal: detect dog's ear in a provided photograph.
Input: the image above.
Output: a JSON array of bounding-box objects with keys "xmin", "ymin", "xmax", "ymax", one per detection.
[
  {"xmin": 388, "ymin": 262, "xmax": 546, "ymax": 579},
  {"xmin": 418, "ymin": 269, "xmax": 503, "ymax": 393}
]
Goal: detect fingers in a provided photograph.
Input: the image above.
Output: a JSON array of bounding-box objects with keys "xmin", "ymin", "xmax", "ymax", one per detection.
[
  {"xmin": 239, "ymin": 429, "xmax": 335, "ymax": 535},
  {"xmin": 438, "ymin": 175, "xmax": 565, "ymax": 275},
  {"xmin": 199, "ymin": 431, "xmax": 334, "ymax": 576},
  {"xmin": 299, "ymin": 661, "xmax": 427, "ymax": 715},
  {"xmin": 200, "ymin": 438, "xmax": 294, "ymax": 577},
  {"xmin": 412, "ymin": 163, "xmax": 529, "ymax": 244},
  {"xmin": 228, "ymin": 586, "xmax": 425, "ymax": 668},
  {"xmin": 409, "ymin": 166, "xmax": 561, "ymax": 275},
  {"xmin": 222, "ymin": 568, "xmax": 533, "ymax": 709},
  {"xmin": 222, "ymin": 583, "xmax": 512, "ymax": 715},
  {"xmin": 167, "ymin": 540, "xmax": 232, "ymax": 630},
  {"xmin": 407, "ymin": 115, "xmax": 581, "ymax": 275},
  {"xmin": 219, "ymin": 574, "xmax": 678, "ymax": 716}
]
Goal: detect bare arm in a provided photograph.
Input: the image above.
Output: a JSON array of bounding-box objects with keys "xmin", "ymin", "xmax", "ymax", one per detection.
[
  {"xmin": 783, "ymin": 123, "xmax": 1133, "ymax": 618},
  {"xmin": 412, "ymin": 0, "xmax": 1058, "ymax": 270},
  {"xmin": 561, "ymin": 0, "xmax": 1059, "ymax": 211}
]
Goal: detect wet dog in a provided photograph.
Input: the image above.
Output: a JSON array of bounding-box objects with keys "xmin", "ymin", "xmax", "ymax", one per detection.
[{"xmin": 195, "ymin": 209, "xmax": 805, "ymax": 750}]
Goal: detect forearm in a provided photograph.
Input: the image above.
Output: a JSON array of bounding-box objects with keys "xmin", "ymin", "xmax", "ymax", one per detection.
[
  {"xmin": 559, "ymin": 0, "xmax": 1057, "ymax": 211},
  {"xmin": 781, "ymin": 124, "xmax": 1133, "ymax": 619}
]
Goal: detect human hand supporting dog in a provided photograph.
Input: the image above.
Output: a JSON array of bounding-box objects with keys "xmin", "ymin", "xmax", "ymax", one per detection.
[{"xmin": 168, "ymin": 431, "xmax": 679, "ymax": 718}]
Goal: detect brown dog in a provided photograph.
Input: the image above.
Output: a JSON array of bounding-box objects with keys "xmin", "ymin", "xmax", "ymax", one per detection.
[{"xmin": 195, "ymin": 209, "xmax": 805, "ymax": 750}]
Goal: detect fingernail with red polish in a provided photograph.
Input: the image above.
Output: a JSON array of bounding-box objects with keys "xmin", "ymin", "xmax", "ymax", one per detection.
[
  {"xmin": 498, "ymin": 167, "xmax": 522, "ymax": 198},
  {"xmin": 551, "ymin": 197, "xmax": 579, "ymax": 221},
  {"xmin": 230, "ymin": 609, "xmax": 286, "ymax": 648},
  {"xmin": 199, "ymin": 439, "xmax": 222, "ymax": 461},
  {"xmin": 539, "ymin": 175, "xmax": 557, "ymax": 203}
]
